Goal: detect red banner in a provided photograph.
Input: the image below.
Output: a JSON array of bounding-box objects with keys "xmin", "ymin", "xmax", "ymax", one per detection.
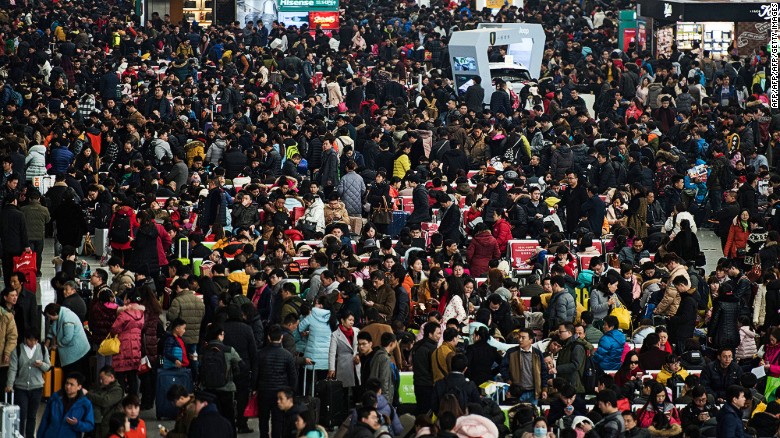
[{"xmin": 309, "ymin": 11, "xmax": 339, "ymax": 31}]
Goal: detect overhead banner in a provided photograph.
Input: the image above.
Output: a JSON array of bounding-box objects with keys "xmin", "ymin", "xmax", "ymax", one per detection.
[
  {"xmin": 309, "ymin": 11, "xmax": 339, "ymax": 31},
  {"xmin": 278, "ymin": 0, "xmax": 337, "ymax": 11},
  {"xmin": 278, "ymin": 11, "xmax": 309, "ymax": 26}
]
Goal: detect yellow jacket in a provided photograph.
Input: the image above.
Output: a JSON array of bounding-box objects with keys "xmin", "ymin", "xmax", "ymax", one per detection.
[
  {"xmin": 655, "ymin": 365, "xmax": 688, "ymax": 385},
  {"xmin": 227, "ymin": 271, "xmax": 250, "ymax": 296},
  {"xmin": 393, "ymin": 154, "xmax": 411, "ymax": 179},
  {"xmin": 431, "ymin": 342, "xmax": 455, "ymax": 382}
]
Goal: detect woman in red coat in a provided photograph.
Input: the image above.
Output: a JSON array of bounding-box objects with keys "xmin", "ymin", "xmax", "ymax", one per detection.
[
  {"xmin": 466, "ymin": 223, "xmax": 501, "ymax": 277},
  {"xmin": 724, "ymin": 209, "xmax": 751, "ymax": 258},
  {"xmin": 492, "ymin": 208, "xmax": 513, "ymax": 254},
  {"xmin": 111, "ymin": 291, "xmax": 145, "ymax": 395}
]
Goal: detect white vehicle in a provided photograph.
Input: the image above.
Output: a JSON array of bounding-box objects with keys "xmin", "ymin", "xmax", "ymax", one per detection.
[{"xmin": 489, "ymin": 61, "xmax": 533, "ymax": 95}]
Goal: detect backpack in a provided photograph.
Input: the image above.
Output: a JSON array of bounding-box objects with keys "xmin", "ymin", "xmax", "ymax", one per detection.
[
  {"xmin": 612, "ymin": 160, "xmax": 627, "ymax": 186},
  {"xmin": 666, "ymin": 372, "xmax": 685, "ymax": 401},
  {"xmin": 109, "ymin": 214, "xmax": 132, "ymax": 244},
  {"xmin": 423, "ymin": 97, "xmax": 438, "ymax": 121},
  {"xmin": 200, "ymin": 342, "xmax": 229, "ymax": 388}
]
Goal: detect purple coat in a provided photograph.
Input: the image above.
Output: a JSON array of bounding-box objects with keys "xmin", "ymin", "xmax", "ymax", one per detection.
[{"xmin": 111, "ymin": 304, "xmax": 145, "ymax": 372}]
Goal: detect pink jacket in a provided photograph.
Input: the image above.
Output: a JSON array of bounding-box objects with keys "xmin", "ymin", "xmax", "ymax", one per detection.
[
  {"xmin": 454, "ymin": 414, "xmax": 498, "ymax": 438},
  {"xmin": 155, "ymin": 223, "xmax": 172, "ymax": 267},
  {"xmin": 765, "ymin": 343, "xmax": 780, "ymax": 377},
  {"xmin": 111, "ymin": 304, "xmax": 145, "ymax": 372}
]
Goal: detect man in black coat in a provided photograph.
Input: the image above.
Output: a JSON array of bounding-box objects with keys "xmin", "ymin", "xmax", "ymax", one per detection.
[
  {"xmin": 591, "ymin": 151, "xmax": 616, "ymax": 194},
  {"xmin": 701, "ymin": 348, "xmax": 743, "ymax": 402},
  {"xmin": 437, "ymin": 193, "xmax": 463, "ymax": 245},
  {"xmin": 463, "ymin": 76, "xmax": 485, "ymax": 114},
  {"xmin": 0, "ymin": 194, "xmax": 29, "ymax": 288},
  {"xmin": 561, "ymin": 170, "xmax": 588, "ymax": 236},
  {"xmin": 188, "ymin": 391, "xmax": 235, "ymax": 438},
  {"xmin": 222, "ymin": 304, "xmax": 259, "ymax": 434},
  {"xmin": 430, "ymin": 354, "xmax": 481, "ymax": 413},
  {"xmin": 411, "ymin": 322, "xmax": 440, "ymax": 414},
  {"xmin": 257, "ymin": 326, "xmax": 298, "ymax": 438},
  {"xmin": 406, "ymin": 175, "xmax": 431, "ymax": 226},
  {"xmin": 523, "ymin": 186, "xmax": 549, "ymax": 239}
]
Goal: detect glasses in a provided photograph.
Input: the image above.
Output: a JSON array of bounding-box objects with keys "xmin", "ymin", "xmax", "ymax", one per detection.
[{"xmin": 630, "ymin": 361, "xmax": 639, "ymax": 364}]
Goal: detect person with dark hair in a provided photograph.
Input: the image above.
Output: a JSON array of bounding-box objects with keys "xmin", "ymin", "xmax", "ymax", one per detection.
[
  {"xmin": 716, "ymin": 385, "xmax": 747, "ymax": 438},
  {"xmin": 167, "ymin": 277, "xmax": 205, "ymax": 377},
  {"xmin": 637, "ymin": 333, "xmax": 670, "ymax": 371},
  {"xmin": 328, "ymin": 309, "xmax": 360, "ymax": 391},
  {"xmin": 500, "ymin": 328, "xmax": 547, "ymax": 404},
  {"xmin": 188, "ymin": 390, "xmax": 234, "ymax": 438},
  {"xmin": 680, "ymin": 385, "xmax": 718, "ymax": 429},
  {"xmin": 5, "ymin": 272, "xmax": 37, "ymax": 344},
  {"xmin": 432, "ymin": 328, "xmax": 460, "ymax": 383},
  {"xmin": 0, "ymin": 193, "xmax": 29, "ymax": 289},
  {"xmin": 466, "ymin": 222, "xmax": 500, "ymax": 277},
  {"xmin": 581, "ymin": 183, "xmax": 607, "ymax": 234},
  {"xmin": 592, "ymin": 315, "xmax": 626, "ymax": 371},
  {"xmin": 44, "ymin": 303, "xmax": 90, "ymax": 377},
  {"xmin": 701, "ymin": 348, "xmax": 743, "ymax": 402},
  {"xmin": 37, "ymin": 372, "xmax": 95, "ymax": 438},
  {"xmin": 464, "ymin": 325, "xmax": 501, "ymax": 387},
  {"xmin": 707, "ymin": 282, "xmax": 741, "ymax": 352},
  {"xmin": 111, "ymin": 290, "xmax": 145, "ymax": 396},
  {"xmin": 410, "ymin": 322, "xmax": 440, "ymax": 414},
  {"xmin": 349, "ymin": 406, "xmax": 381, "ymax": 438},
  {"xmin": 547, "ymin": 384, "xmax": 588, "ymax": 425},
  {"xmin": 160, "ymin": 385, "xmax": 197, "ymax": 438},
  {"xmin": 588, "ymin": 389, "xmax": 624, "ymax": 437},
  {"xmin": 369, "ymin": 332, "xmax": 397, "ymax": 405},
  {"xmin": 7, "ymin": 331, "xmax": 51, "ymax": 438},
  {"xmin": 20, "ymin": 188, "xmax": 49, "ymax": 277},
  {"xmin": 556, "ymin": 323, "xmax": 587, "ymax": 395},
  {"xmin": 430, "ymin": 353, "xmax": 481, "ymax": 413},
  {"xmin": 547, "ymin": 276, "xmax": 576, "ymax": 332},
  {"xmin": 257, "ymin": 325, "xmax": 297, "ymax": 438}
]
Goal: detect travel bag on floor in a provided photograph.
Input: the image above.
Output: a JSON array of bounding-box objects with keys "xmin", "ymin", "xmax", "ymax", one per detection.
[
  {"xmin": 316, "ymin": 378, "xmax": 347, "ymax": 429},
  {"xmin": 296, "ymin": 366, "xmax": 320, "ymax": 425},
  {"xmin": 43, "ymin": 350, "xmax": 62, "ymax": 398},
  {"xmin": 0, "ymin": 392, "xmax": 21, "ymax": 438},
  {"xmin": 156, "ymin": 368, "xmax": 193, "ymax": 420}
]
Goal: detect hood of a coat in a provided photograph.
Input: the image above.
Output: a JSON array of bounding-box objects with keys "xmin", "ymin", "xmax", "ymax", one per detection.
[
  {"xmin": 310, "ymin": 306, "xmax": 331, "ymax": 324},
  {"xmin": 453, "ymin": 414, "xmax": 499, "ymax": 438}
]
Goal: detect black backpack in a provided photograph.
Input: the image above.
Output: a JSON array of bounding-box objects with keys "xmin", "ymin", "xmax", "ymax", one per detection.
[
  {"xmin": 109, "ymin": 214, "xmax": 132, "ymax": 244},
  {"xmin": 200, "ymin": 342, "xmax": 229, "ymax": 388}
]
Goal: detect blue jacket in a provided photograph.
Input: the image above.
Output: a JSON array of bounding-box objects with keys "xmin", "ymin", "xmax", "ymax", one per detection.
[
  {"xmin": 37, "ymin": 391, "xmax": 95, "ymax": 438},
  {"xmin": 50, "ymin": 146, "xmax": 75, "ymax": 175},
  {"xmin": 592, "ymin": 329, "xmax": 626, "ymax": 371},
  {"xmin": 716, "ymin": 403, "xmax": 745, "ymax": 438},
  {"xmin": 298, "ymin": 307, "xmax": 332, "ymax": 371},
  {"xmin": 162, "ymin": 333, "xmax": 186, "ymax": 369},
  {"xmin": 47, "ymin": 307, "xmax": 90, "ymax": 367}
]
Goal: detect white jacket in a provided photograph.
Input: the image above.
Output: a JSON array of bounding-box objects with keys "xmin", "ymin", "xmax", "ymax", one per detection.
[{"xmin": 302, "ymin": 198, "xmax": 326, "ymax": 233}]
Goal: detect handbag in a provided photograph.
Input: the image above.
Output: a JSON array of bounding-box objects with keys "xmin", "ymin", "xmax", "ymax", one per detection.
[
  {"xmin": 98, "ymin": 334, "xmax": 121, "ymax": 356},
  {"xmin": 81, "ymin": 234, "xmax": 95, "ymax": 257},
  {"xmin": 138, "ymin": 356, "xmax": 152, "ymax": 375},
  {"xmin": 610, "ymin": 295, "xmax": 632, "ymax": 331},
  {"xmin": 371, "ymin": 197, "xmax": 392, "ymax": 225},
  {"xmin": 243, "ymin": 392, "xmax": 260, "ymax": 417},
  {"xmin": 337, "ymin": 102, "xmax": 348, "ymax": 113}
]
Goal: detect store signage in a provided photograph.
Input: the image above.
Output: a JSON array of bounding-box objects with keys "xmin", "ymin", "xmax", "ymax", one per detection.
[
  {"xmin": 309, "ymin": 11, "xmax": 339, "ymax": 30},
  {"xmin": 278, "ymin": 0, "xmax": 338, "ymax": 12},
  {"xmin": 485, "ymin": 0, "xmax": 505, "ymax": 9},
  {"xmin": 663, "ymin": 3, "xmax": 672, "ymax": 18}
]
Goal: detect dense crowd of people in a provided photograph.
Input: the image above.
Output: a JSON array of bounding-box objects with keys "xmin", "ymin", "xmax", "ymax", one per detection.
[{"xmin": 0, "ymin": 0, "xmax": 777, "ymax": 436}]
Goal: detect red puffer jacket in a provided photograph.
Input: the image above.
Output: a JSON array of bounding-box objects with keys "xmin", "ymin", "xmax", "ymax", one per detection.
[
  {"xmin": 466, "ymin": 231, "xmax": 501, "ymax": 277},
  {"xmin": 155, "ymin": 223, "xmax": 172, "ymax": 268},
  {"xmin": 111, "ymin": 303, "xmax": 145, "ymax": 372},
  {"xmin": 492, "ymin": 218, "xmax": 512, "ymax": 254}
]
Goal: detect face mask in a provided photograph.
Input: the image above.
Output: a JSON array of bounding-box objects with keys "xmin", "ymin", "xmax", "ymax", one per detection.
[{"xmin": 533, "ymin": 427, "xmax": 547, "ymax": 437}]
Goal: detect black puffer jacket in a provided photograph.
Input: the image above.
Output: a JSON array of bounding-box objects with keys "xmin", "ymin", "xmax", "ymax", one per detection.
[
  {"xmin": 550, "ymin": 145, "xmax": 574, "ymax": 181},
  {"xmin": 223, "ymin": 315, "xmax": 258, "ymax": 372},
  {"xmin": 256, "ymin": 343, "xmax": 298, "ymax": 392},
  {"xmin": 707, "ymin": 297, "xmax": 740, "ymax": 350},
  {"xmin": 410, "ymin": 337, "xmax": 437, "ymax": 387},
  {"xmin": 222, "ymin": 149, "xmax": 248, "ymax": 179}
]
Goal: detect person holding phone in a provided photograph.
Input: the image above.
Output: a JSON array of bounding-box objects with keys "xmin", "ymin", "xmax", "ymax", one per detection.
[
  {"xmin": 37, "ymin": 371, "xmax": 95, "ymax": 438},
  {"xmin": 6, "ymin": 332, "xmax": 50, "ymax": 438}
]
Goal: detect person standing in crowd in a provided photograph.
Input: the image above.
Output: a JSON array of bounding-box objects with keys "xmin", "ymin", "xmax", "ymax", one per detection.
[
  {"xmin": 37, "ymin": 372, "xmax": 95, "ymax": 438},
  {"xmin": 6, "ymin": 332, "xmax": 50, "ymax": 438},
  {"xmin": 43, "ymin": 303, "xmax": 90, "ymax": 377},
  {"xmin": 257, "ymin": 325, "xmax": 297, "ymax": 438},
  {"xmin": 20, "ymin": 189, "xmax": 49, "ymax": 276},
  {"xmin": 0, "ymin": 194, "xmax": 29, "ymax": 289}
]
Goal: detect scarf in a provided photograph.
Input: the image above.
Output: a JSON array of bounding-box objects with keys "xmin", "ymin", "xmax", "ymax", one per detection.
[
  {"xmin": 339, "ymin": 324, "xmax": 354, "ymax": 345},
  {"xmin": 740, "ymin": 220, "xmax": 749, "ymax": 231}
]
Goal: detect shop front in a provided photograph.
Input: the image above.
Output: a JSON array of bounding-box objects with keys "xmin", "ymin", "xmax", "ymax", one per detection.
[{"xmin": 638, "ymin": 0, "xmax": 775, "ymax": 58}]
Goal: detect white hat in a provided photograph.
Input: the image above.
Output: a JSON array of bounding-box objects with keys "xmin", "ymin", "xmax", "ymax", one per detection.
[{"xmin": 572, "ymin": 416, "xmax": 594, "ymax": 429}]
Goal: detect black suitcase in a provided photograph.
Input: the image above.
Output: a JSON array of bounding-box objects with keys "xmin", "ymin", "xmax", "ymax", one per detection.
[
  {"xmin": 297, "ymin": 366, "xmax": 321, "ymax": 424},
  {"xmin": 316, "ymin": 379, "xmax": 347, "ymax": 428},
  {"xmin": 156, "ymin": 368, "xmax": 193, "ymax": 420}
]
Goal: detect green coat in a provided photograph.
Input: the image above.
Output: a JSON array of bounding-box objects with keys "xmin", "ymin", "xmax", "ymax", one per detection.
[
  {"xmin": 86, "ymin": 380, "xmax": 124, "ymax": 438},
  {"xmin": 556, "ymin": 337, "xmax": 586, "ymax": 394},
  {"xmin": 20, "ymin": 200, "xmax": 50, "ymax": 241}
]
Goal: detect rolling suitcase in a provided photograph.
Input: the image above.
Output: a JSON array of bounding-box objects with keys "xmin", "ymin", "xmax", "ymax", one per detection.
[
  {"xmin": 156, "ymin": 368, "xmax": 193, "ymax": 420},
  {"xmin": 94, "ymin": 228, "xmax": 109, "ymax": 257},
  {"xmin": 0, "ymin": 392, "xmax": 20, "ymax": 438},
  {"xmin": 43, "ymin": 350, "xmax": 62, "ymax": 398},
  {"xmin": 316, "ymin": 378, "xmax": 347, "ymax": 429},
  {"xmin": 297, "ymin": 366, "xmax": 320, "ymax": 425},
  {"xmin": 176, "ymin": 238, "xmax": 190, "ymax": 266},
  {"xmin": 388, "ymin": 211, "xmax": 409, "ymax": 238}
]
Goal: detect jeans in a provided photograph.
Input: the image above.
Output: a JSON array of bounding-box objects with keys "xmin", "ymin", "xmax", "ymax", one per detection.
[
  {"xmin": 29, "ymin": 240, "xmax": 43, "ymax": 275},
  {"xmin": 15, "ymin": 387, "xmax": 42, "ymax": 438},
  {"xmin": 518, "ymin": 390, "xmax": 537, "ymax": 405},
  {"xmin": 258, "ymin": 390, "xmax": 283, "ymax": 438}
]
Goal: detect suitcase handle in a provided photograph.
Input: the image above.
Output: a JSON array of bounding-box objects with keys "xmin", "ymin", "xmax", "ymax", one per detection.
[
  {"xmin": 302, "ymin": 365, "xmax": 316, "ymax": 397},
  {"xmin": 5, "ymin": 391, "xmax": 12, "ymax": 405}
]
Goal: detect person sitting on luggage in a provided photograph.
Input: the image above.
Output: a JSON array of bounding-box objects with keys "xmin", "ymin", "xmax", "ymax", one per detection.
[
  {"xmin": 6, "ymin": 331, "xmax": 50, "ymax": 438},
  {"xmin": 84, "ymin": 366, "xmax": 124, "ymax": 438},
  {"xmin": 159, "ymin": 385, "xmax": 197, "ymax": 438},
  {"xmin": 120, "ymin": 394, "xmax": 146, "ymax": 438},
  {"xmin": 37, "ymin": 371, "xmax": 95, "ymax": 438}
]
